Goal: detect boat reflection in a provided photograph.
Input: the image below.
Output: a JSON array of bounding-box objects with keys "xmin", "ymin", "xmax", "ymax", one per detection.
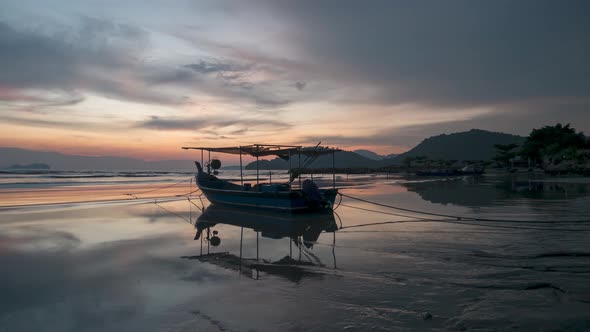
[
  {"xmin": 194, "ymin": 204, "xmax": 338, "ymax": 245},
  {"xmin": 183, "ymin": 204, "xmax": 339, "ymax": 282}
]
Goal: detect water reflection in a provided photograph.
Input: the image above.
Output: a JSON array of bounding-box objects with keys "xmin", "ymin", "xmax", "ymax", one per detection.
[
  {"xmin": 402, "ymin": 174, "xmax": 590, "ymax": 208},
  {"xmin": 2, "ymin": 182, "xmax": 590, "ymax": 330},
  {"xmin": 183, "ymin": 204, "xmax": 339, "ymax": 281}
]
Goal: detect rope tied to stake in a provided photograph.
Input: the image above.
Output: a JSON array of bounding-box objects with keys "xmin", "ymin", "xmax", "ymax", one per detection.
[{"xmin": 338, "ymin": 192, "xmax": 590, "ymax": 224}]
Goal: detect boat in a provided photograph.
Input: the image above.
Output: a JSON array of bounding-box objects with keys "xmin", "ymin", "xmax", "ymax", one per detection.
[{"xmin": 182, "ymin": 144, "xmax": 340, "ymax": 212}]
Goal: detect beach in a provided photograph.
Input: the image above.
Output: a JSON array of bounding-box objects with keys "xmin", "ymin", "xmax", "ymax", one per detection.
[{"xmin": 1, "ymin": 172, "xmax": 590, "ymax": 331}]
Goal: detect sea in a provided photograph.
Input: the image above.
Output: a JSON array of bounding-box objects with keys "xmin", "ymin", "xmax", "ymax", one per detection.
[{"xmin": 1, "ymin": 170, "xmax": 590, "ymax": 331}]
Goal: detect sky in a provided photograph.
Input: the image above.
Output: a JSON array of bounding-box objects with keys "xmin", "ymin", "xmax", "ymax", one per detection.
[{"xmin": 0, "ymin": 0, "xmax": 589, "ymax": 161}]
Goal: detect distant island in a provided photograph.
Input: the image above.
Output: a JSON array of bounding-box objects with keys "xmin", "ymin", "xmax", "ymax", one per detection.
[
  {"xmin": 4, "ymin": 163, "xmax": 51, "ymax": 170},
  {"xmin": 0, "ymin": 147, "xmax": 196, "ymax": 171}
]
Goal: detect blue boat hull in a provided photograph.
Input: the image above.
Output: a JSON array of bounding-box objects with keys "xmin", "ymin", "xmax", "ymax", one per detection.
[{"xmin": 197, "ymin": 178, "xmax": 337, "ymax": 212}]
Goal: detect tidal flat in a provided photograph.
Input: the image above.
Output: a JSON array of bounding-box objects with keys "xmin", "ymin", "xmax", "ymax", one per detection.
[{"xmin": 1, "ymin": 172, "xmax": 590, "ymax": 331}]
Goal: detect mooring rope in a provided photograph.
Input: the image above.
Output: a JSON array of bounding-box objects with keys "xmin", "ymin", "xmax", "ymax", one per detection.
[
  {"xmin": 174, "ymin": 188, "xmax": 202, "ymax": 197},
  {"xmin": 154, "ymin": 200, "xmax": 191, "ymax": 223},
  {"xmin": 338, "ymin": 192, "xmax": 590, "ymax": 224},
  {"xmin": 333, "ymin": 210, "xmax": 343, "ymax": 229},
  {"xmin": 338, "ymin": 217, "xmax": 590, "ymax": 232},
  {"xmin": 338, "ymin": 202, "xmax": 439, "ymax": 221},
  {"xmin": 125, "ymin": 177, "xmax": 193, "ymax": 199},
  {"xmin": 139, "ymin": 176, "xmax": 208, "ymax": 225},
  {"xmin": 332, "ymin": 192, "xmax": 343, "ymax": 211},
  {"xmin": 186, "ymin": 195, "xmax": 205, "ymax": 211}
]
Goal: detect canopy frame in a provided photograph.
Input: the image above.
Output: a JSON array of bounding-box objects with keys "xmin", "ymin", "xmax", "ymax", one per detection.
[{"xmin": 182, "ymin": 143, "xmax": 340, "ymax": 188}]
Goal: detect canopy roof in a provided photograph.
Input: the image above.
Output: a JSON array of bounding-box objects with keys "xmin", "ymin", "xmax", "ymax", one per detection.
[{"xmin": 181, "ymin": 144, "xmax": 340, "ymax": 159}]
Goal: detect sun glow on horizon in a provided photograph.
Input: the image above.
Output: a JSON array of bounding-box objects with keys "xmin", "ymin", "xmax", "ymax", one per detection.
[{"xmin": 1, "ymin": 1, "xmax": 588, "ymax": 164}]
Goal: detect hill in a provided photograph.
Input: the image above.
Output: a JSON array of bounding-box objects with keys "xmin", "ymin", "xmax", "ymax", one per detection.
[
  {"xmin": 245, "ymin": 151, "xmax": 378, "ymax": 170},
  {"xmin": 353, "ymin": 149, "xmax": 398, "ymax": 160},
  {"xmin": 0, "ymin": 147, "xmax": 196, "ymax": 171},
  {"xmin": 1, "ymin": 129, "xmax": 526, "ymax": 171},
  {"xmin": 389, "ymin": 129, "xmax": 525, "ymax": 164}
]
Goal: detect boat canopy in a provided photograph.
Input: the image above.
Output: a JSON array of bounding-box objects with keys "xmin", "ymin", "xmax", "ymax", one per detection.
[{"xmin": 182, "ymin": 144, "xmax": 340, "ymax": 160}]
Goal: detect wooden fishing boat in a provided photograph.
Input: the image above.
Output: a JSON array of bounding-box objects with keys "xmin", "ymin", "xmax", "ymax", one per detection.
[{"xmin": 182, "ymin": 144, "xmax": 340, "ymax": 212}]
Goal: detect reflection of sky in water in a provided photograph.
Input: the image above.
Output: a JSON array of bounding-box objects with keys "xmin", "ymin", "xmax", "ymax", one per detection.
[
  {"xmin": 1, "ymin": 176, "xmax": 590, "ymax": 331},
  {"xmin": 400, "ymin": 174, "xmax": 590, "ymax": 220}
]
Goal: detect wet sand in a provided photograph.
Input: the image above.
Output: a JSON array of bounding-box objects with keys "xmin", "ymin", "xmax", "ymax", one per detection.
[{"xmin": 1, "ymin": 175, "xmax": 590, "ymax": 331}]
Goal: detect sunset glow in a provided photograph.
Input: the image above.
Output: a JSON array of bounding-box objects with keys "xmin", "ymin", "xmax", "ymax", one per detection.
[{"xmin": 1, "ymin": 1, "xmax": 589, "ymax": 161}]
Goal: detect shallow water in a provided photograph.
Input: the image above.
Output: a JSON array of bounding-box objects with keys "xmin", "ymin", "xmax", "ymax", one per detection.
[{"xmin": 1, "ymin": 173, "xmax": 590, "ymax": 331}]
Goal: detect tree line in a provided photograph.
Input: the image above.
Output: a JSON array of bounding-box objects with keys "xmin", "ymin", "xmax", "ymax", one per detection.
[{"xmin": 494, "ymin": 123, "xmax": 590, "ymax": 170}]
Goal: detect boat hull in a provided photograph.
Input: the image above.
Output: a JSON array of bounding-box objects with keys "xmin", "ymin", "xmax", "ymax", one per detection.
[{"xmin": 197, "ymin": 178, "xmax": 337, "ymax": 212}]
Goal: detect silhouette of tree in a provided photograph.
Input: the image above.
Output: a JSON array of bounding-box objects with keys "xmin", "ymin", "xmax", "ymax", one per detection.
[
  {"xmin": 414, "ymin": 156, "xmax": 429, "ymax": 169},
  {"xmin": 520, "ymin": 123, "xmax": 586, "ymax": 165},
  {"xmin": 403, "ymin": 156, "xmax": 417, "ymax": 169},
  {"xmin": 493, "ymin": 143, "xmax": 519, "ymax": 168}
]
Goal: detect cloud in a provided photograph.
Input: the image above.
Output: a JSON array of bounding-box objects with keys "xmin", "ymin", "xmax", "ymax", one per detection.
[
  {"xmin": 303, "ymin": 98, "xmax": 590, "ymax": 150},
  {"xmin": 259, "ymin": 1, "xmax": 590, "ymax": 108},
  {"xmin": 2, "ymin": 1, "xmax": 589, "ymax": 154},
  {"xmin": 183, "ymin": 60, "xmax": 251, "ymax": 75},
  {"xmin": 229, "ymin": 127, "xmax": 248, "ymax": 135},
  {"xmin": 0, "ymin": 114, "xmax": 126, "ymax": 131},
  {"xmin": 139, "ymin": 116, "xmax": 209, "ymax": 130},
  {"xmin": 169, "ymin": 1, "xmax": 590, "ymax": 113},
  {"xmin": 0, "ymin": 18, "xmax": 293, "ymax": 111},
  {"xmin": 181, "ymin": 59, "xmax": 292, "ymax": 107},
  {"xmin": 4, "ymin": 2, "xmax": 589, "ymax": 112},
  {"xmin": 0, "ymin": 88, "xmax": 85, "ymax": 111},
  {"xmin": 138, "ymin": 115, "xmax": 291, "ymax": 131},
  {"xmin": 295, "ymin": 81, "xmax": 306, "ymax": 91},
  {"xmin": 0, "ymin": 18, "xmax": 190, "ymax": 107}
]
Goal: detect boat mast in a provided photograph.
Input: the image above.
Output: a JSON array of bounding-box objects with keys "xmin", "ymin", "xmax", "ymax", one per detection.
[
  {"xmin": 298, "ymin": 148, "xmax": 302, "ymax": 189},
  {"xmin": 239, "ymin": 146, "xmax": 243, "ymax": 185},
  {"xmin": 256, "ymin": 144, "xmax": 260, "ymax": 185},
  {"xmin": 332, "ymin": 150, "xmax": 336, "ymax": 189}
]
